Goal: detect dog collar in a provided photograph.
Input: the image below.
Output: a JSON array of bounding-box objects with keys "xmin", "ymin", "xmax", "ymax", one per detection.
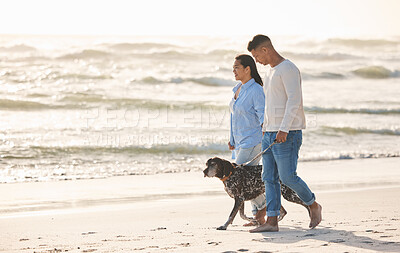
[{"xmin": 220, "ymin": 171, "xmax": 232, "ymax": 182}]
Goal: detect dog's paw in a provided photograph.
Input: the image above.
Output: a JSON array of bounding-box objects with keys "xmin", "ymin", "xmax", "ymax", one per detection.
[{"xmin": 216, "ymin": 225, "xmax": 227, "ymax": 230}]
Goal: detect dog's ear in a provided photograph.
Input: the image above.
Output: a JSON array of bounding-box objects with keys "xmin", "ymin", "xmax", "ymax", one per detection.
[{"xmin": 220, "ymin": 159, "xmax": 234, "ymax": 178}]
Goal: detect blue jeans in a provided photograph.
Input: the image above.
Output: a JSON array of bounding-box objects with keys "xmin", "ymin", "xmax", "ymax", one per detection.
[{"xmin": 262, "ymin": 130, "xmax": 315, "ymax": 217}]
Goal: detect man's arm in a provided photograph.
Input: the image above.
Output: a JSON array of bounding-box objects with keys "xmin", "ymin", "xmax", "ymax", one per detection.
[{"xmin": 278, "ymin": 63, "xmax": 302, "ymax": 142}]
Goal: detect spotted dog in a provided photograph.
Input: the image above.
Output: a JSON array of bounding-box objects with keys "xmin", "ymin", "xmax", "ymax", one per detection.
[{"xmin": 203, "ymin": 157, "xmax": 310, "ymax": 230}]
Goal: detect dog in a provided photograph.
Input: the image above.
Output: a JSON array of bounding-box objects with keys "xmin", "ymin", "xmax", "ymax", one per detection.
[{"xmin": 203, "ymin": 157, "xmax": 310, "ymax": 230}]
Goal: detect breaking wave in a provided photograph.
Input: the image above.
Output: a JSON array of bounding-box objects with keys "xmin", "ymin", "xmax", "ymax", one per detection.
[
  {"xmin": 352, "ymin": 66, "xmax": 399, "ymax": 79},
  {"xmin": 0, "ymin": 99, "xmax": 67, "ymax": 110},
  {"xmin": 300, "ymin": 151, "xmax": 400, "ymax": 162},
  {"xmin": 136, "ymin": 76, "xmax": 235, "ymax": 86},
  {"xmin": 108, "ymin": 42, "xmax": 179, "ymax": 51},
  {"xmin": 284, "ymin": 51, "xmax": 361, "ymax": 61},
  {"xmin": 0, "ymin": 44, "xmax": 36, "ymax": 52},
  {"xmin": 58, "ymin": 49, "xmax": 112, "ymax": 59},
  {"xmin": 305, "ymin": 106, "xmax": 400, "ymax": 115},
  {"xmin": 321, "ymin": 126, "xmax": 400, "ymax": 136},
  {"xmin": 302, "ymin": 72, "xmax": 345, "ymax": 80},
  {"xmin": 327, "ymin": 38, "xmax": 400, "ymax": 47}
]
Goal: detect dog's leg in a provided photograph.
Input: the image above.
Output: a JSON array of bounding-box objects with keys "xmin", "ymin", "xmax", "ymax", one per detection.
[
  {"xmin": 217, "ymin": 197, "xmax": 244, "ymax": 230},
  {"xmin": 239, "ymin": 202, "xmax": 256, "ymax": 222},
  {"xmin": 281, "ymin": 183, "xmax": 311, "ymax": 217}
]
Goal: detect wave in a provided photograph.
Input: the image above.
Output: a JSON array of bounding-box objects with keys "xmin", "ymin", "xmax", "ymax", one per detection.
[
  {"xmin": 302, "ymin": 72, "xmax": 345, "ymax": 80},
  {"xmin": 327, "ymin": 38, "xmax": 400, "ymax": 47},
  {"xmin": 0, "ymin": 96, "xmax": 227, "ymax": 111},
  {"xmin": 305, "ymin": 106, "xmax": 400, "ymax": 115},
  {"xmin": 207, "ymin": 49, "xmax": 238, "ymax": 56},
  {"xmin": 0, "ymin": 98, "xmax": 89, "ymax": 111},
  {"xmin": 284, "ymin": 51, "xmax": 361, "ymax": 61},
  {"xmin": 51, "ymin": 73, "xmax": 112, "ymax": 81},
  {"xmin": 59, "ymin": 93, "xmax": 227, "ymax": 110},
  {"xmin": 0, "ymin": 44, "xmax": 36, "ymax": 52},
  {"xmin": 188, "ymin": 77, "xmax": 235, "ymax": 86},
  {"xmin": 137, "ymin": 76, "xmax": 235, "ymax": 86},
  {"xmin": 0, "ymin": 99, "xmax": 65, "ymax": 110},
  {"xmin": 4, "ymin": 96, "xmax": 399, "ymax": 113},
  {"xmin": 4, "ymin": 143, "xmax": 400, "ymax": 163},
  {"xmin": 8, "ymin": 144, "xmax": 228, "ymax": 159},
  {"xmin": 321, "ymin": 126, "xmax": 400, "ymax": 136},
  {"xmin": 58, "ymin": 49, "xmax": 112, "ymax": 59},
  {"xmin": 300, "ymin": 152, "xmax": 400, "ymax": 162},
  {"xmin": 108, "ymin": 42, "xmax": 179, "ymax": 51},
  {"xmin": 352, "ymin": 66, "xmax": 399, "ymax": 79}
]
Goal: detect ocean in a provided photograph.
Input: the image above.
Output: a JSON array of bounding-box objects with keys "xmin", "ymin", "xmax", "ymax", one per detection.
[{"xmin": 1, "ymin": 34, "xmax": 399, "ymax": 183}]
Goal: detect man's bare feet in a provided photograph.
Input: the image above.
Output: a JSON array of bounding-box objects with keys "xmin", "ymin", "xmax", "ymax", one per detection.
[
  {"xmin": 249, "ymin": 223, "xmax": 278, "ymax": 232},
  {"xmin": 249, "ymin": 216, "xmax": 278, "ymax": 233},
  {"xmin": 309, "ymin": 202, "xmax": 322, "ymax": 229}
]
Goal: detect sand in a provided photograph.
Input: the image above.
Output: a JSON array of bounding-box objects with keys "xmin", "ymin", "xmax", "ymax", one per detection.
[{"xmin": 1, "ymin": 157, "xmax": 400, "ymax": 252}]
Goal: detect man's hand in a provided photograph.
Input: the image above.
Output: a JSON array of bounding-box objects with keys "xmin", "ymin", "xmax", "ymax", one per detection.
[
  {"xmin": 275, "ymin": 131, "xmax": 288, "ymax": 143},
  {"xmin": 228, "ymin": 142, "xmax": 235, "ymax": 150}
]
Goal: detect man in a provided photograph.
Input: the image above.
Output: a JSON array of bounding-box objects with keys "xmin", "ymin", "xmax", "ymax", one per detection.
[{"xmin": 247, "ymin": 35, "xmax": 322, "ymax": 232}]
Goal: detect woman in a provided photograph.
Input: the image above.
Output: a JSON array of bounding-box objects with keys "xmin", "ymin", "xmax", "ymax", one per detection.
[{"xmin": 229, "ymin": 54, "xmax": 266, "ymax": 226}]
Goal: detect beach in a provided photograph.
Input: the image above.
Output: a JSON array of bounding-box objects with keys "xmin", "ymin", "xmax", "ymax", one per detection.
[
  {"xmin": 1, "ymin": 157, "xmax": 400, "ymax": 252},
  {"xmin": 1, "ymin": 1, "xmax": 400, "ymax": 252},
  {"xmin": 1, "ymin": 34, "xmax": 400, "ymax": 252}
]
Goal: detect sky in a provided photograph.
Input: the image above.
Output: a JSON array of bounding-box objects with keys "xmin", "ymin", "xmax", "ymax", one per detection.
[{"xmin": 1, "ymin": 0, "xmax": 399, "ymax": 38}]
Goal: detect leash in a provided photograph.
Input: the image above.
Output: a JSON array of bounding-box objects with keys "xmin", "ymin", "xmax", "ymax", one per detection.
[{"xmin": 240, "ymin": 141, "xmax": 277, "ymax": 167}]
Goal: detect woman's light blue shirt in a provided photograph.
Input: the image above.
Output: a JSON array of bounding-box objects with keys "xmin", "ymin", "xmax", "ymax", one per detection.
[{"xmin": 229, "ymin": 78, "xmax": 265, "ymax": 153}]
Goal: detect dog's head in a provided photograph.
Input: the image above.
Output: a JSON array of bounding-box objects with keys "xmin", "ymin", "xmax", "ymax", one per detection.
[{"xmin": 203, "ymin": 157, "xmax": 235, "ymax": 179}]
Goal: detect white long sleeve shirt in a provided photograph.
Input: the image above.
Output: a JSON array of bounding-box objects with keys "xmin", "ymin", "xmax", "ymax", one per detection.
[{"xmin": 262, "ymin": 59, "xmax": 306, "ymax": 133}]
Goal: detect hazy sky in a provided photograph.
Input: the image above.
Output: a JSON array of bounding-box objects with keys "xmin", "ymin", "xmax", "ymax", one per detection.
[{"xmin": 2, "ymin": 0, "xmax": 399, "ymax": 38}]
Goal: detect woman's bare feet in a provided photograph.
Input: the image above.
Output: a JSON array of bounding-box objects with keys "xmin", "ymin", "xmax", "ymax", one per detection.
[
  {"xmin": 255, "ymin": 207, "xmax": 266, "ymax": 224},
  {"xmin": 243, "ymin": 221, "xmax": 258, "ymax": 226},
  {"xmin": 243, "ymin": 207, "xmax": 266, "ymax": 226},
  {"xmin": 278, "ymin": 206, "xmax": 287, "ymax": 222},
  {"xmin": 249, "ymin": 216, "xmax": 278, "ymax": 233},
  {"xmin": 309, "ymin": 202, "xmax": 322, "ymax": 229}
]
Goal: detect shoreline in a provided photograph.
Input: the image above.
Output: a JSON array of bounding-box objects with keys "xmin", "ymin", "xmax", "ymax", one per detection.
[{"xmin": 1, "ymin": 157, "xmax": 400, "ymax": 252}]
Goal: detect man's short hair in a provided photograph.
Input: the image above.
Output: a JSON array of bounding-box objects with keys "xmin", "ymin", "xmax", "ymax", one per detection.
[{"xmin": 247, "ymin": 35, "xmax": 272, "ymax": 52}]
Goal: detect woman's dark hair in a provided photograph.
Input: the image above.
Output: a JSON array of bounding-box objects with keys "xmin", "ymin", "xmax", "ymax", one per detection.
[{"xmin": 235, "ymin": 54, "xmax": 263, "ymax": 86}]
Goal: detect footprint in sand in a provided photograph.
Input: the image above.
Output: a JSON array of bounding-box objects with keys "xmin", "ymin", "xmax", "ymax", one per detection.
[
  {"xmin": 150, "ymin": 227, "xmax": 167, "ymax": 231},
  {"xmin": 177, "ymin": 243, "xmax": 190, "ymax": 247},
  {"xmin": 82, "ymin": 232, "xmax": 97, "ymax": 235},
  {"xmin": 207, "ymin": 241, "xmax": 221, "ymax": 246},
  {"xmin": 160, "ymin": 246, "xmax": 178, "ymax": 250}
]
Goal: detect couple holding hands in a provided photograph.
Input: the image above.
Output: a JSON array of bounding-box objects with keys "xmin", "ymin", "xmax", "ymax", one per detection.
[{"xmin": 228, "ymin": 34, "xmax": 322, "ymax": 232}]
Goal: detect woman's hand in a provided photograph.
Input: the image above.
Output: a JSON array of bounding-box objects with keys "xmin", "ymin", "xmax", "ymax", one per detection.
[{"xmin": 228, "ymin": 142, "xmax": 235, "ymax": 150}]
